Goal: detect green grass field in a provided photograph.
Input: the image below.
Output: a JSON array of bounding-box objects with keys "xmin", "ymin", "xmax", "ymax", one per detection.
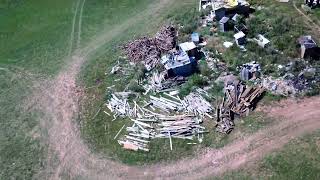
[{"xmin": 0, "ymin": 0, "xmax": 185, "ymax": 178}]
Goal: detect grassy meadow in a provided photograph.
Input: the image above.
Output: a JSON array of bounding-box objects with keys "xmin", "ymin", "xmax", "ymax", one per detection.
[
  {"xmin": 0, "ymin": 0, "xmax": 177, "ymax": 178},
  {"xmin": 212, "ymin": 130, "xmax": 320, "ymax": 180}
]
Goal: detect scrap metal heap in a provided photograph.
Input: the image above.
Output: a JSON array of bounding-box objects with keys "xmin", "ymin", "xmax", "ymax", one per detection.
[
  {"xmin": 216, "ymin": 82, "xmax": 265, "ymax": 133},
  {"xmin": 123, "ymin": 25, "xmax": 176, "ymax": 71}
]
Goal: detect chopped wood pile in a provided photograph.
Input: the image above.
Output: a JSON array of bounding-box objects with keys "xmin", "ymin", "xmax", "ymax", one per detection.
[
  {"xmin": 123, "ymin": 25, "xmax": 176, "ymax": 71},
  {"xmin": 216, "ymin": 83, "xmax": 265, "ymax": 133}
]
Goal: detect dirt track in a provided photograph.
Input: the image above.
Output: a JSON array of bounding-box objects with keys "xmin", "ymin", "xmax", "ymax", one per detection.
[{"xmin": 34, "ymin": 0, "xmax": 320, "ymax": 179}]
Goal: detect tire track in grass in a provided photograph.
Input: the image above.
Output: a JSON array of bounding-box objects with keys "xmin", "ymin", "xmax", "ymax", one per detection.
[
  {"xmin": 36, "ymin": 0, "xmax": 173, "ymax": 179},
  {"xmin": 77, "ymin": 0, "xmax": 86, "ymax": 48},
  {"xmin": 68, "ymin": 0, "xmax": 81, "ymax": 56},
  {"xmin": 293, "ymin": 1, "xmax": 320, "ymax": 39}
]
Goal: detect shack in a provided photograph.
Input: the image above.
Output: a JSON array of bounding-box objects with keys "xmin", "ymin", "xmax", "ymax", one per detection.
[
  {"xmin": 234, "ymin": 31, "xmax": 246, "ymax": 46},
  {"xmin": 298, "ymin": 36, "xmax": 320, "ymax": 60},
  {"xmin": 179, "ymin": 42, "xmax": 202, "ymax": 60},
  {"xmin": 255, "ymin": 34, "xmax": 270, "ymax": 48},
  {"xmin": 219, "ymin": 17, "xmax": 230, "ymax": 32},
  {"xmin": 162, "ymin": 51, "xmax": 197, "ymax": 77}
]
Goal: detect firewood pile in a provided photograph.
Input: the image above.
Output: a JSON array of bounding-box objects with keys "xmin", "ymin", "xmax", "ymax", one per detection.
[
  {"xmin": 216, "ymin": 83, "xmax": 265, "ymax": 133},
  {"xmin": 123, "ymin": 37, "xmax": 160, "ymax": 71},
  {"xmin": 123, "ymin": 25, "xmax": 176, "ymax": 71}
]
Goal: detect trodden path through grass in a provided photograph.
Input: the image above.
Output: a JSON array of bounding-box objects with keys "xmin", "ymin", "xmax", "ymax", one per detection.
[{"xmin": 33, "ymin": 0, "xmax": 320, "ymax": 179}]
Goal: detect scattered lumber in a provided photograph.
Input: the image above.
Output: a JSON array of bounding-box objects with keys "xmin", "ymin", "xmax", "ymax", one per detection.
[
  {"xmin": 106, "ymin": 94, "xmax": 133, "ymax": 118},
  {"xmin": 216, "ymin": 82, "xmax": 265, "ymax": 133},
  {"xmin": 117, "ymin": 115, "xmax": 206, "ymax": 152},
  {"xmin": 182, "ymin": 93, "xmax": 214, "ymax": 117}
]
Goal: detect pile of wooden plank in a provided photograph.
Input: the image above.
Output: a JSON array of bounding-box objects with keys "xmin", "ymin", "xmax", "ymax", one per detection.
[
  {"xmin": 216, "ymin": 82, "xmax": 265, "ymax": 133},
  {"xmin": 149, "ymin": 95, "xmax": 184, "ymax": 113},
  {"xmin": 155, "ymin": 116, "xmax": 206, "ymax": 142},
  {"xmin": 182, "ymin": 93, "xmax": 214, "ymax": 117},
  {"xmin": 224, "ymin": 82, "xmax": 265, "ymax": 115},
  {"xmin": 106, "ymin": 94, "xmax": 133, "ymax": 118},
  {"xmin": 118, "ymin": 115, "xmax": 206, "ymax": 152},
  {"xmin": 118, "ymin": 119, "xmax": 156, "ymax": 152}
]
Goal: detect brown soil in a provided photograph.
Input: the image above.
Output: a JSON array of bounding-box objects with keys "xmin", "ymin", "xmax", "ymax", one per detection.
[{"xmin": 34, "ymin": 0, "xmax": 320, "ymax": 179}]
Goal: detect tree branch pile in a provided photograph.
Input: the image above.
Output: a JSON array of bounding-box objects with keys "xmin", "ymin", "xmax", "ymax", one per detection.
[{"xmin": 123, "ymin": 25, "xmax": 176, "ymax": 71}]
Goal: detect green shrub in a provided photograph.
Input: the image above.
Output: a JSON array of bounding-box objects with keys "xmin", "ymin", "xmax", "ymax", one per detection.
[
  {"xmin": 128, "ymin": 81, "xmax": 145, "ymax": 93},
  {"xmin": 179, "ymin": 74, "xmax": 208, "ymax": 97},
  {"xmin": 198, "ymin": 59, "xmax": 214, "ymax": 77}
]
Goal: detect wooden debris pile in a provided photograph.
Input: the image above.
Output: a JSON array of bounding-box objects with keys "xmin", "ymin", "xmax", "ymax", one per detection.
[
  {"xmin": 106, "ymin": 94, "xmax": 133, "ymax": 119},
  {"xmin": 106, "ymin": 91, "xmax": 212, "ymax": 152},
  {"xmin": 182, "ymin": 93, "xmax": 214, "ymax": 117},
  {"xmin": 123, "ymin": 37, "xmax": 160, "ymax": 71},
  {"xmin": 154, "ymin": 25, "xmax": 176, "ymax": 52},
  {"xmin": 118, "ymin": 115, "xmax": 206, "ymax": 152},
  {"xmin": 144, "ymin": 71, "xmax": 186, "ymax": 93},
  {"xmin": 123, "ymin": 25, "xmax": 176, "ymax": 71},
  {"xmin": 216, "ymin": 83, "xmax": 265, "ymax": 133}
]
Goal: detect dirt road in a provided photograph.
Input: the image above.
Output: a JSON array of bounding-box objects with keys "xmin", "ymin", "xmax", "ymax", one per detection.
[{"xmin": 33, "ymin": 0, "xmax": 320, "ymax": 179}]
